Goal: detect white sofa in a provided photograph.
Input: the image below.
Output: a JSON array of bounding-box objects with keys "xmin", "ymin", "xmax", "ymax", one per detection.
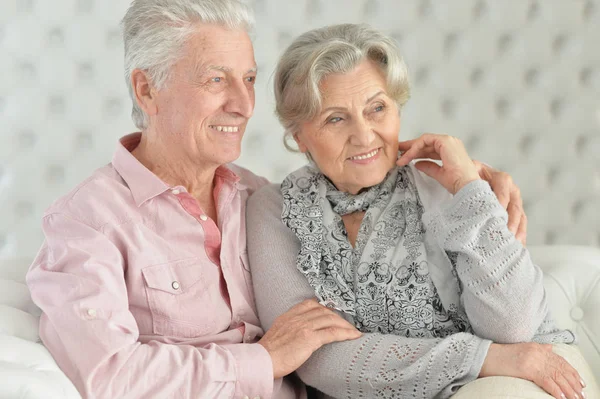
[{"xmin": 0, "ymin": 245, "xmax": 599, "ymax": 398}]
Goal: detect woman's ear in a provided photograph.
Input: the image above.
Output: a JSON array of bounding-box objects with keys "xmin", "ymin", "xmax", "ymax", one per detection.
[
  {"xmin": 131, "ymin": 69, "xmax": 158, "ymax": 117},
  {"xmin": 293, "ymin": 132, "xmax": 309, "ymax": 153}
]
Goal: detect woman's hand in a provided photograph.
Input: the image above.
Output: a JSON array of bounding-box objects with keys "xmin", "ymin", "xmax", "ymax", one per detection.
[
  {"xmin": 397, "ymin": 134, "xmax": 528, "ymax": 245},
  {"xmin": 480, "ymin": 342, "xmax": 586, "ymax": 399},
  {"xmin": 397, "ymin": 134, "xmax": 480, "ymax": 195}
]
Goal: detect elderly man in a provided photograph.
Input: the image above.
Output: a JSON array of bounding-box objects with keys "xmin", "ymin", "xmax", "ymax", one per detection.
[{"xmin": 26, "ymin": 0, "xmax": 527, "ymax": 398}]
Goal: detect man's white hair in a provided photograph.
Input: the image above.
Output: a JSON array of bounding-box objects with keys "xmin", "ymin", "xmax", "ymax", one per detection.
[{"xmin": 121, "ymin": 0, "xmax": 254, "ymax": 129}]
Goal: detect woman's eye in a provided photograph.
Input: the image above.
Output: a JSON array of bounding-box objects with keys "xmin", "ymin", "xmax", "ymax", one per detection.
[
  {"xmin": 374, "ymin": 105, "xmax": 385, "ymax": 112},
  {"xmin": 328, "ymin": 117, "xmax": 342, "ymax": 124}
]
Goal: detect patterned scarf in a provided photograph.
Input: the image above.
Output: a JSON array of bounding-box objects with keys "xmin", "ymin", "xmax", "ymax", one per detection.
[{"xmin": 281, "ymin": 163, "xmax": 471, "ymax": 336}]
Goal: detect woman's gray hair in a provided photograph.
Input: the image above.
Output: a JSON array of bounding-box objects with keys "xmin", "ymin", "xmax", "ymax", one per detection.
[
  {"xmin": 122, "ymin": 0, "xmax": 254, "ymax": 129},
  {"xmin": 274, "ymin": 23, "xmax": 410, "ymax": 152}
]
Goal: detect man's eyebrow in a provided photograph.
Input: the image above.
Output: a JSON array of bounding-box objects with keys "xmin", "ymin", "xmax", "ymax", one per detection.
[{"xmin": 206, "ymin": 65, "xmax": 258, "ymax": 74}]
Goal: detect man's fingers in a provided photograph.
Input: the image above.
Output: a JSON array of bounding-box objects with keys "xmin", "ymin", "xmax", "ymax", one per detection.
[
  {"xmin": 316, "ymin": 326, "xmax": 362, "ymax": 346},
  {"xmin": 490, "ymin": 175, "xmax": 511, "ymax": 209},
  {"xmin": 506, "ymin": 202, "xmax": 521, "ymax": 234},
  {"xmin": 516, "ymin": 214, "xmax": 528, "ymax": 246}
]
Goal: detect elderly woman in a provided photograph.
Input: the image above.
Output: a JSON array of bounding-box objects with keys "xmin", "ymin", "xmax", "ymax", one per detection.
[{"xmin": 247, "ymin": 24, "xmax": 599, "ymax": 399}]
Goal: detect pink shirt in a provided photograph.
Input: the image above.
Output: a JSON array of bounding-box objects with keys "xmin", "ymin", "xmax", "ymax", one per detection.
[{"xmin": 26, "ymin": 133, "xmax": 304, "ymax": 399}]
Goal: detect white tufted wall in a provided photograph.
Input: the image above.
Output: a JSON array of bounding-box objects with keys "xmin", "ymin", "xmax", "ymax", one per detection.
[{"xmin": 0, "ymin": 0, "xmax": 599, "ymax": 262}]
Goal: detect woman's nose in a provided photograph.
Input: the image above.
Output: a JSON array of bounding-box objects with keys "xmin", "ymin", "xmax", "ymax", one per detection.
[{"xmin": 349, "ymin": 120, "xmax": 376, "ymax": 147}]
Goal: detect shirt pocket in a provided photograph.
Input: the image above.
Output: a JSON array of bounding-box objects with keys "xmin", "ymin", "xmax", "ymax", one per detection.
[{"xmin": 141, "ymin": 257, "xmax": 223, "ymax": 338}]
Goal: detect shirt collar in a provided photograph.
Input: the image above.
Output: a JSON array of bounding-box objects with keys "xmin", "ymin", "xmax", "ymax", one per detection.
[{"xmin": 112, "ymin": 132, "xmax": 246, "ymax": 207}]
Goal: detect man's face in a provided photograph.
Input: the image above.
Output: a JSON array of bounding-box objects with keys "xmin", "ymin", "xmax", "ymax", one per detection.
[{"xmin": 151, "ymin": 24, "xmax": 257, "ymax": 167}]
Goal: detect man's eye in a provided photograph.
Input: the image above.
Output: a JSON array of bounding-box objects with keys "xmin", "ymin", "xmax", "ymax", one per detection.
[
  {"xmin": 246, "ymin": 76, "xmax": 256, "ymax": 83},
  {"xmin": 211, "ymin": 77, "xmax": 222, "ymax": 83}
]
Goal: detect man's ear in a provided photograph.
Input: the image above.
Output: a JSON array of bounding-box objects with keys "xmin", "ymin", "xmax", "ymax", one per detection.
[{"xmin": 131, "ymin": 69, "xmax": 158, "ymax": 117}]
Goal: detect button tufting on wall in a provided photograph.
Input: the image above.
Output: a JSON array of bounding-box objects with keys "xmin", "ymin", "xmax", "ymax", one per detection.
[
  {"xmin": 18, "ymin": 62, "xmax": 36, "ymax": 80},
  {"xmin": 74, "ymin": 131, "xmax": 93, "ymax": 151},
  {"xmin": 444, "ymin": 32, "xmax": 459, "ymax": 57},
  {"xmin": 552, "ymin": 33, "xmax": 570, "ymax": 56},
  {"xmin": 362, "ymin": 0, "xmax": 379, "ymax": 18},
  {"xmin": 48, "ymin": 96, "xmax": 66, "ymax": 115},
  {"xmin": 17, "ymin": 0, "xmax": 35, "ymax": 13},
  {"xmin": 472, "ymin": 0, "xmax": 489, "ymax": 21},
  {"xmin": 415, "ymin": 66, "xmax": 429, "ymax": 86},
  {"xmin": 495, "ymin": 98, "xmax": 510, "ymax": 119},
  {"xmin": 527, "ymin": 1, "xmax": 540, "ymax": 22},
  {"xmin": 545, "ymin": 230, "xmax": 557, "ymax": 245},
  {"xmin": 17, "ymin": 130, "xmax": 36, "ymax": 150},
  {"xmin": 104, "ymin": 98, "xmax": 122, "ymax": 118},
  {"xmin": 15, "ymin": 201, "xmax": 34, "ymax": 218},
  {"xmin": 48, "ymin": 27, "xmax": 65, "ymax": 47},
  {"xmin": 46, "ymin": 165, "xmax": 65, "ymax": 185},
  {"xmin": 106, "ymin": 29, "xmax": 121, "ymax": 48},
  {"xmin": 549, "ymin": 98, "xmax": 564, "ymax": 120},
  {"xmin": 77, "ymin": 0, "xmax": 94, "ymax": 13},
  {"xmin": 570, "ymin": 306, "xmax": 584, "ymax": 321},
  {"xmin": 524, "ymin": 67, "xmax": 540, "ymax": 87},
  {"xmin": 583, "ymin": 1, "xmax": 595, "ymax": 22},
  {"xmin": 441, "ymin": 99, "xmax": 456, "ymax": 118},
  {"xmin": 305, "ymin": 0, "xmax": 320, "ymax": 19},
  {"xmin": 580, "ymin": 67, "xmax": 598, "ymax": 88},
  {"xmin": 470, "ymin": 67, "xmax": 484, "ymax": 87},
  {"xmin": 519, "ymin": 134, "xmax": 536, "ymax": 156},
  {"xmin": 77, "ymin": 62, "xmax": 94, "ymax": 81},
  {"xmin": 418, "ymin": 0, "xmax": 433, "ymax": 18},
  {"xmin": 497, "ymin": 33, "xmax": 513, "ymax": 56}
]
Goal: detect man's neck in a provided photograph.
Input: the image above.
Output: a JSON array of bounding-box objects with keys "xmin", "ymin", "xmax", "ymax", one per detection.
[{"xmin": 131, "ymin": 133, "xmax": 217, "ymax": 211}]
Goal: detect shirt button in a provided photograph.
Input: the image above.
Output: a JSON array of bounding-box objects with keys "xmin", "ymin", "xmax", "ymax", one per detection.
[
  {"xmin": 87, "ymin": 308, "xmax": 97, "ymax": 318},
  {"xmin": 242, "ymin": 396, "xmax": 249, "ymax": 399},
  {"xmin": 253, "ymin": 396, "xmax": 261, "ymax": 399},
  {"xmin": 199, "ymin": 214, "xmax": 208, "ymax": 221},
  {"xmin": 171, "ymin": 189, "xmax": 180, "ymax": 195},
  {"xmin": 171, "ymin": 281, "xmax": 180, "ymax": 290}
]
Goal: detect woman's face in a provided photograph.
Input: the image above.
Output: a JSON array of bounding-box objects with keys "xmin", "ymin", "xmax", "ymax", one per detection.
[{"xmin": 294, "ymin": 60, "xmax": 400, "ymax": 194}]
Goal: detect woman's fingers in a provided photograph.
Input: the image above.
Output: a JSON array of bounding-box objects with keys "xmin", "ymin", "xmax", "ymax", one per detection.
[{"xmin": 414, "ymin": 160, "xmax": 443, "ymax": 181}]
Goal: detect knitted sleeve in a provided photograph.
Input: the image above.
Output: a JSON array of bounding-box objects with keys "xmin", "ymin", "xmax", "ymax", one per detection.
[
  {"xmin": 422, "ymin": 179, "xmax": 573, "ymax": 344},
  {"xmin": 246, "ymin": 184, "xmax": 491, "ymax": 399}
]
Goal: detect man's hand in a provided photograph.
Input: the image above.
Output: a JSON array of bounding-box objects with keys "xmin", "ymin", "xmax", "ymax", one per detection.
[
  {"xmin": 258, "ymin": 299, "xmax": 362, "ymax": 379},
  {"xmin": 473, "ymin": 160, "xmax": 527, "ymax": 245}
]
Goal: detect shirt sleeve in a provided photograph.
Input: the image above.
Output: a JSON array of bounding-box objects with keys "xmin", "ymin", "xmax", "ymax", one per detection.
[
  {"xmin": 246, "ymin": 184, "xmax": 491, "ymax": 399},
  {"xmin": 422, "ymin": 179, "xmax": 549, "ymax": 343},
  {"xmin": 27, "ymin": 212, "xmax": 273, "ymax": 399}
]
